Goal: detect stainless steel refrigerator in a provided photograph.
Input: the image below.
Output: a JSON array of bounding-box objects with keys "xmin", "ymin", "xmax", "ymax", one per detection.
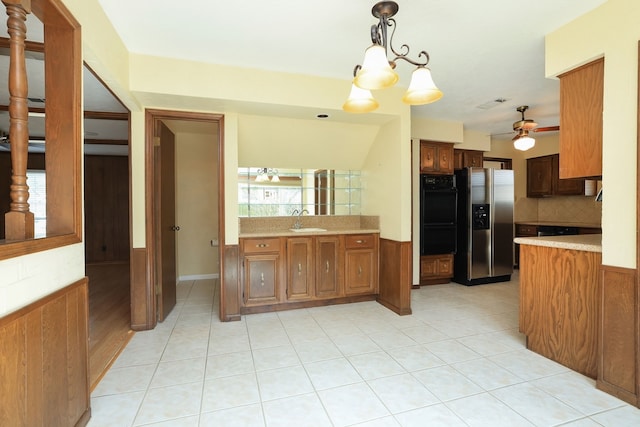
[{"xmin": 453, "ymin": 167, "xmax": 514, "ymax": 286}]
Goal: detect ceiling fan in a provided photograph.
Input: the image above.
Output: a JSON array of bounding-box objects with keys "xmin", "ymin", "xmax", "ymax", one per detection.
[{"xmin": 507, "ymin": 105, "xmax": 559, "ymax": 151}]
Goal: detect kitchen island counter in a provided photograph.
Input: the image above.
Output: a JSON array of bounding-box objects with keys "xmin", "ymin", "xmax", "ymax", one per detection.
[
  {"xmin": 514, "ymin": 233, "xmax": 601, "ymax": 252},
  {"xmin": 518, "ymin": 234, "xmax": 601, "ymax": 379}
]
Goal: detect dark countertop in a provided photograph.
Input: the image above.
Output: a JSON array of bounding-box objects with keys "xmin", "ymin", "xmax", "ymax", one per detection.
[{"xmin": 515, "ymin": 221, "xmax": 601, "ymax": 229}]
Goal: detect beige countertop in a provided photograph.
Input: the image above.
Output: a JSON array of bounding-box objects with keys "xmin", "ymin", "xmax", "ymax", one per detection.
[
  {"xmin": 240, "ymin": 228, "xmax": 380, "ymax": 238},
  {"xmin": 514, "ymin": 234, "xmax": 602, "ymax": 253},
  {"xmin": 515, "ymin": 221, "xmax": 602, "ymax": 229}
]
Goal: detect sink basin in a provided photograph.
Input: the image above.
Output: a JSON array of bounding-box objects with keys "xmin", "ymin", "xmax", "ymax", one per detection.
[{"xmin": 289, "ymin": 227, "xmax": 327, "ymax": 232}]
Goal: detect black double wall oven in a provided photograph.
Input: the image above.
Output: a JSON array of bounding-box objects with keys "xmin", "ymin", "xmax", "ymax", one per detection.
[{"xmin": 420, "ymin": 174, "xmax": 457, "ymax": 256}]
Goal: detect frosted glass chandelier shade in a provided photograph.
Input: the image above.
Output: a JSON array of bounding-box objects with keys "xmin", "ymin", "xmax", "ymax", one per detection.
[
  {"xmin": 402, "ymin": 67, "xmax": 443, "ymax": 105},
  {"xmin": 342, "ymin": 84, "xmax": 379, "ymax": 113},
  {"xmin": 354, "ymin": 45, "xmax": 399, "ymax": 90}
]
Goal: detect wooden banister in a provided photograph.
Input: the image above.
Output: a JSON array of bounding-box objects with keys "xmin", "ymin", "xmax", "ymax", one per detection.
[{"xmin": 3, "ymin": 0, "xmax": 34, "ymax": 240}]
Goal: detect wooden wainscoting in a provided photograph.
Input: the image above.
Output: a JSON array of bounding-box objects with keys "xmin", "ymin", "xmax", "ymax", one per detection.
[
  {"xmin": 598, "ymin": 265, "xmax": 639, "ymax": 406},
  {"xmin": 130, "ymin": 247, "xmax": 153, "ymax": 330},
  {"xmin": 377, "ymin": 238, "xmax": 412, "ymax": 315},
  {"xmin": 0, "ymin": 278, "xmax": 91, "ymax": 426},
  {"xmin": 221, "ymin": 244, "xmax": 241, "ymax": 321}
]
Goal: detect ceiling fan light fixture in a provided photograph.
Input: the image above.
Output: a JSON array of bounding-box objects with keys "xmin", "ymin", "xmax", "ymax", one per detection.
[
  {"xmin": 342, "ymin": 83, "xmax": 379, "ymax": 113},
  {"xmin": 514, "ymin": 134, "xmax": 535, "ymax": 151},
  {"xmin": 402, "ymin": 66, "xmax": 443, "ymax": 105}
]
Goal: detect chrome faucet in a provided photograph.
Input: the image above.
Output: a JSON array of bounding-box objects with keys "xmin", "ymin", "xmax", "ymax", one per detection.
[{"xmin": 293, "ymin": 208, "xmax": 309, "ymax": 229}]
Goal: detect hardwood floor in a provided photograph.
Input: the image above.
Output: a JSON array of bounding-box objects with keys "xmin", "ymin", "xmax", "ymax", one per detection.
[{"xmin": 87, "ymin": 262, "xmax": 133, "ymax": 390}]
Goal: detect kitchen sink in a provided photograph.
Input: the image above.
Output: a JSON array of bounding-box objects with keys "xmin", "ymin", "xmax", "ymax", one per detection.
[{"xmin": 289, "ymin": 227, "xmax": 327, "ymax": 232}]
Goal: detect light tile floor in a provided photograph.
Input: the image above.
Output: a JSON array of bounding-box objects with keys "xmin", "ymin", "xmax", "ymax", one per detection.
[{"xmin": 87, "ymin": 274, "xmax": 640, "ymax": 427}]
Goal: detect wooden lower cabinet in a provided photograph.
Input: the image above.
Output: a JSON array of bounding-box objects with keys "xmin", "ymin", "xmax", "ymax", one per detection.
[
  {"xmin": 286, "ymin": 237, "xmax": 314, "ymax": 300},
  {"xmin": 344, "ymin": 234, "xmax": 379, "ymax": 295},
  {"xmin": 420, "ymin": 254, "xmax": 453, "ymax": 285},
  {"xmin": 240, "ymin": 233, "xmax": 378, "ymax": 311},
  {"xmin": 315, "ymin": 235, "xmax": 344, "ymax": 298},
  {"xmin": 241, "ymin": 237, "xmax": 284, "ymax": 306}
]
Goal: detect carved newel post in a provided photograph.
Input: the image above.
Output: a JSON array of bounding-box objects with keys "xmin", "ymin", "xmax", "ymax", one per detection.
[{"xmin": 3, "ymin": 0, "xmax": 33, "ymax": 240}]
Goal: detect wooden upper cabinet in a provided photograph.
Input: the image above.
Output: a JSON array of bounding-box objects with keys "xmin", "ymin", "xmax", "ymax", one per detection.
[
  {"xmin": 420, "ymin": 141, "xmax": 454, "ymax": 174},
  {"xmin": 559, "ymin": 58, "xmax": 604, "ymax": 179},
  {"xmin": 527, "ymin": 155, "xmax": 554, "ymax": 197},
  {"xmin": 454, "ymin": 149, "xmax": 483, "ymax": 169},
  {"xmin": 527, "ymin": 154, "xmax": 584, "ymax": 197}
]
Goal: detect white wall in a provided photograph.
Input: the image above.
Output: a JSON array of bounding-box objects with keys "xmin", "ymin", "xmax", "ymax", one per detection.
[{"xmin": 0, "ymin": 244, "xmax": 85, "ymax": 316}]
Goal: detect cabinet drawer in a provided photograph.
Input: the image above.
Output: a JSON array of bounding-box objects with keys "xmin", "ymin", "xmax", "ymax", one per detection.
[
  {"xmin": 516, "ymin": 224, "xmax": 538, "ymax": 237},
  {"xmin": 242, "ymin": 238, "xmax": 281, "ymax": 253},
  {"xmin": 345, "ymin": 234, "xmax": 375, "ymax": 249}
]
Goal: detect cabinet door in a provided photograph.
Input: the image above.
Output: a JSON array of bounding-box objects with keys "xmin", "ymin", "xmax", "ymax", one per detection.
[
  {"xmin": 553, "ymin": 155, "xmax": 585, "ymax": 195},
  {"xmin": 345, "ymin": 250, "xmax": 376, "ymax": 295},
  {"xmin": 559, "ymin": 58, "xmax": 603, "ymax": 179},
  {"xmin": 287, "ymin": 237, "xmax": 314, "ymax": 300},
  {"xmin": 315, "ymin": 236, "xmax": 343, "ymax": 298},
  {"xmin": 420, "ymin": 143, "xmax": 437, "ymax": 173},
  {"xmin": 420, "ymin": 256, "xmax": 437, "ymax": 278},
  {"xmin": 243, "ymin": 254, "xmax": 281, "ymax": 306},
  {"xmin": 464, "ymin": 151, "xmax": 483, "ymax": 168},
  {"xmin": 438, "ymin": 144, "xmax": 454, "ymax": 174},
  {"xmin": 420, "ymin": 254, "xmax": 454, "ymax": 284},
  {"xmin": 527, "ymin": 156, "xmax": 553, "ymax": 197},
  {"xmin": 438, "ymin": 255, "xmax": 453, "ymax": 276}
]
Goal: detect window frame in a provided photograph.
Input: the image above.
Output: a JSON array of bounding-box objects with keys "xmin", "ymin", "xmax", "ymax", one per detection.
[{"xmin": 0, "ymin": 0, "xmax": 82, "ymax": 260}]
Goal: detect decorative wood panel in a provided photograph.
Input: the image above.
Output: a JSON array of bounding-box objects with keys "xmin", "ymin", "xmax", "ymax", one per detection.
[
  {"xmin": 377, "ymin": 238, "xmax": 412, "ymax": 315},
  {"xmin": 519, "ymin": 244, "xmax": 600, "ymax": 378},
  {"xmin": 221, "ymin": 245, "xmax": 241, "ymax": 321},
  {"xmin": 597, "ymin": 265, "xmax": 638, "ymax": 406},
  {"xmin": 130, "ymin": 247, "xmax": 153, "ymax": 330},
  {"xmin": 0, "ymin": 278, "xmax": 90, "ymax": 427},
  {"xmin": 84, "ymin": 155, "xmax": 130, "ymax": 263}
]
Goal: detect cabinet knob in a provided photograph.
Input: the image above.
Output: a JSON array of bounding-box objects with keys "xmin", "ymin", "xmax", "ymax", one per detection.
[
  {"xmin": 326, "ymin": 260, "xmax": 330, "ymax": 273},
  {"xmin": 260, "ymin": 272, "xmax": 265, "ymax": 286},
  {"xmin": 358, "ymin": 265, "xmax": 362, "ymax": 276},
  {"xmin": 356, "ymin": 239, "xmax": 364, "ymax": 244},
  {"xmin": 257, "ymin": 243, "xmax": 269, "ymax": 248},
  {"xmin": 298, "ymin": 263, "xmax": 302, "ymax": 275}
]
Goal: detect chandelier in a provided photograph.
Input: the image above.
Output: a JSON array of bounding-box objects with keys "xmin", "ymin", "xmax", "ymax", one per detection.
[
  {"xmin": 255, "ymin": 168, "xmax": 280, "ymax": 183},
  {"xmin": 343, "ymin": 1, "xmax": 443, "ymax": 113}
]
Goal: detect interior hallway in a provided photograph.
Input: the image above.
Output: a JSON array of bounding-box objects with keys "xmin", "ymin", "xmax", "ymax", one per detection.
[{"xmin": 87, "ymin": 274, "xmax": 640, "ymax": 426}]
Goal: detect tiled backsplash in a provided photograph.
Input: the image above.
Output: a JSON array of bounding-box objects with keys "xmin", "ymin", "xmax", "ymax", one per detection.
[
  {"xmin": 515, "ymin": 196, "xmax": 602, "ymax": 225},
  {"xmin": 239, "ymin": 215, "xmax": 380, "ymax": 234}
]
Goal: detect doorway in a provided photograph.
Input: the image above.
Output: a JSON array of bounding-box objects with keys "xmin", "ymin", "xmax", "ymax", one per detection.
[{"xmin": 139, "ymin": 109, "xmax": 225, "ymax": 329}]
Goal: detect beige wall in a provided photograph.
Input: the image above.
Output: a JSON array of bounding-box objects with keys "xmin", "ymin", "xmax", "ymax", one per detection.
[
  {"xmin": 237, "ymin": 114, "xmax": 379, "ymax": 170},
  {"xmin": 546, "ymin": 0, "xmax": 639, "ymax": 268},
  {"xmin": 175, "ymin": 131, "xmax": 220, "ymax": 279}
]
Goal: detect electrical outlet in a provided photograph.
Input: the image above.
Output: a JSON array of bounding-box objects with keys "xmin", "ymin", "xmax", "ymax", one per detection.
[{"xmin": 210, "ymin": 239, "xmax": 219, "ymax": 247}]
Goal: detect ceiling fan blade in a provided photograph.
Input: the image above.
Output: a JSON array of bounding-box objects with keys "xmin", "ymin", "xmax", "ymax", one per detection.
[{"xmin": 533, "ymin": 126, "xmax": 560, "ymax": 133}]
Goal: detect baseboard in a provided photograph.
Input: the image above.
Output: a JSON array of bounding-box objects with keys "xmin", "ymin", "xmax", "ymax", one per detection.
[{"xmin": 178, "ymin": 273, "xmax": 219, "ymax": 281}]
